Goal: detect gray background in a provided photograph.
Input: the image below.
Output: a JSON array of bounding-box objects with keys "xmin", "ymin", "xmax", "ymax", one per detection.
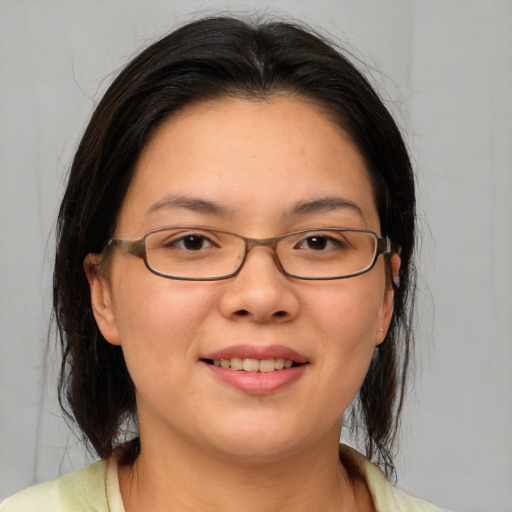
[{"xmin": 0, "ymin": 1, "xmax": 511, "ymax": 511}]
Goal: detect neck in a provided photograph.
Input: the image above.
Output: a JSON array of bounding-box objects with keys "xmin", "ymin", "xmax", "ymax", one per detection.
[{"xmin": 118, "ymin": 427, "xmax": 360, "ymax": 512}]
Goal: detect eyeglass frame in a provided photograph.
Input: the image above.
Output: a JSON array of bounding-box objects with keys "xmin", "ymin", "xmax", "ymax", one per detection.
[{"xmin": 107, "ymin": 226, "xmax": 393, "ymax": 281}]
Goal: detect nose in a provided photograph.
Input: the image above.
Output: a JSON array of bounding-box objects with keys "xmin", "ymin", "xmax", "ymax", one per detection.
[{"xmin": 219, "ymin": 247, "xmax": 300, "ymax": 323}]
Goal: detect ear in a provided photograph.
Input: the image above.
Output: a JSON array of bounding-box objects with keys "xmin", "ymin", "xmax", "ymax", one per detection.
[
  {"xmin": 376, "ymin": 252, "xmax": 401, "ymax": 346},
  {"xmin": 83, "ymin": 253, "xmax": 121, "ymax": 346}
]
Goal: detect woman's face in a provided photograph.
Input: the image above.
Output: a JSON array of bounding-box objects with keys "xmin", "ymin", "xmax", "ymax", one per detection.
[{"xmin": 87, "ymin": 96, "xmax": 398, "ymax": 460}]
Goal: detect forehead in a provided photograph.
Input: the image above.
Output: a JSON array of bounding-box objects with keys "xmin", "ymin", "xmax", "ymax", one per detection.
[{"xmin": 117, "ymin": 96, "xmax": 379, "ymax": 235}]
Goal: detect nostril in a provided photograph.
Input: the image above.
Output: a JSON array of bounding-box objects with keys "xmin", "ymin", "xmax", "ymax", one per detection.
[
  {"xmin": 235, "ymin": 310, "xmax": 250, "ymax": 317},
  {"xmin": 274, "ymin": 311, "xmax": 287, "ymax": 318}
]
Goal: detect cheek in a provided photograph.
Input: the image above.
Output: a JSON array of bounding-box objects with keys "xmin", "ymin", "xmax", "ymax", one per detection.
[
  {"xmin": 305, "ymin": 272, "xmax": 387, "ymax": 387},
  {"xmin": 111, "ymin": 274, "xmax": 219, "ymax": 367},
  {"xmin": 310, "ymin": 272, "xmax": 386, "ymax": 342}
]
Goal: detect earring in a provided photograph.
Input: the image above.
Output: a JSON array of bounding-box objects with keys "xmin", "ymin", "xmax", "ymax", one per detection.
[{"xmin": 377, "ymin": 327, "xmax": 387, "ymax": 347}]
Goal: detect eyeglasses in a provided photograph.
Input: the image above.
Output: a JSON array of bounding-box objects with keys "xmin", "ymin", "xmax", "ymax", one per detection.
[{"xmin": 107, "ymin": 226, "xmax": 392, "ymax": 281}]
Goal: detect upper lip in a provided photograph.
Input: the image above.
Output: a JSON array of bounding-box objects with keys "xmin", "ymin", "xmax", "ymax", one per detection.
[{"xmin": 201, "ymin": 344, "xmax": 309, "ymax": 364}]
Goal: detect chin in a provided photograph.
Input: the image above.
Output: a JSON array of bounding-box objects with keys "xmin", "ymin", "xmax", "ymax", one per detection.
[
  {"xmin": 212, "ymin": 438, "xmax": 302, "ymax": 463},
  {"xmin": 203, "ymin": 418, "xmax": 332, "ymax": 463}
]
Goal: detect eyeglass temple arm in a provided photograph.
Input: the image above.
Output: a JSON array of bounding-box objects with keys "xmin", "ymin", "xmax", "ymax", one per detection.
[
  {"xmin": 377, "ymin": 237, "xmax": 393, "ymax": 255},
  {"xmin": 108, "ymin": 239, "xmax": 145, "ymax": 257}
]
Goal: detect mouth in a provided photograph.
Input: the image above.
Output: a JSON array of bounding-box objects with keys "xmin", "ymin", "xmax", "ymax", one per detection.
[
  {"xmin": 199, "ymin": 345, "xmax": 310, "ymax": 394},
  {"xmin": 201, "ymin": 357, "xmax": 305, "ymax": 373}
]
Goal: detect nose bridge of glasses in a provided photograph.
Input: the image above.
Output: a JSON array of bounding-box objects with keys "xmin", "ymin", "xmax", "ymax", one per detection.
[
  {"xmin": 244, "ymin": 236, "xmax": 280, "ymax": 253},
  {"xmin": 237, "ymin": 235, "xmax": 284, "ymax": 273}
]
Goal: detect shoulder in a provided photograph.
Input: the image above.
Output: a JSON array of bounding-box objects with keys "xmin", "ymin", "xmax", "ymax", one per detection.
[
  {"xmin": 339, "ymin": 444, "xmax": 450, "ymax": 512},
  {"xmin": 0, "ymin": 460, "xmax": 122, "ymax": 512}
]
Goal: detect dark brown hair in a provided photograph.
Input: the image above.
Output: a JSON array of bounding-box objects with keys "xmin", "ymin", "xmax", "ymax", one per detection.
[{"xmin": 55, "ymin": 15, "xmax": 416, "ymax": 476}]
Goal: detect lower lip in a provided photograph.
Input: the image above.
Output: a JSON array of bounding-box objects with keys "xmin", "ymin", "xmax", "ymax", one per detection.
[{"xmin": 204, "ymin": 363, "xmax": 307, "ymax": 394}]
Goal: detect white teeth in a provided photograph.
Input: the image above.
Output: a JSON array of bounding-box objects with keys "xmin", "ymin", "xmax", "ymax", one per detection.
[
  {"xmin": 243, "ymin": 358, "xmax": 259, "ymax": 372},
  {"xmin": 230, "ymin": 358, "xmax": 243, "ymax": 371},
  {"xmin": 213, "ymin": 357, "xmax": 296, "ymax": 372},
  {"xmin": 258, "ymin": 359, "xmax": 275, "ymax": 373}
]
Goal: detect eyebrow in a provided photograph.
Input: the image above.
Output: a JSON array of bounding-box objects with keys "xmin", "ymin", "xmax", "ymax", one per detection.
[
  {"xmin": 145, "ymin": 195, "xmax": 232, "ymax": 218},
  {"xmin": 287, "ymin": 196, "xmax": 365, "ymax": 219},
  {"xmin": 145, "ymin": 194, "xmax": 364, "ymax": 221}
]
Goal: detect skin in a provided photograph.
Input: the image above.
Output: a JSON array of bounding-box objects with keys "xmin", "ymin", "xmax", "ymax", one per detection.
[{"xmin": 85, "ymin": 96, "xmax": 400, "ymax": 511}]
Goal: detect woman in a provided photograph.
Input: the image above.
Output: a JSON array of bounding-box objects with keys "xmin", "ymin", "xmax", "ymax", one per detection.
[{"xmin": 1, "ymin": 16, "xmax": 447, "ymax": 511}]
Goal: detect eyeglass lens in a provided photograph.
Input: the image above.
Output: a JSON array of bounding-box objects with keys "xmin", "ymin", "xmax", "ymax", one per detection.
[{"xmin": 142, "ymin": 228, "xmax": 379, "ymax": 280}]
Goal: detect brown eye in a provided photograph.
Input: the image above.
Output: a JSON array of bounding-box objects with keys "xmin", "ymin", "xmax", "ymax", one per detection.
[
  {"xmin": 181, "ymin": 235, "xmax": 206, "ymax": 250},
  {"xmin": 296, "ymin": 235, "xmax": 344, "ymax": 251},
  {"xmin": 305, "ymin": 236, "xmax": 328, "ymax": 250},
  {"xmin": 162, "ymin": 233, "xmax": 216, "ymax": 251}
]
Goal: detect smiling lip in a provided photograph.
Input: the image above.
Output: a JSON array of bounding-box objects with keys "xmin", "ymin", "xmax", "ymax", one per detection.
[
  {"xmin": 203, "ymin": 344, "xmax": 309, "ymax": 363},
  {"xmin": 201, "ymin": 344, "xmax": 309, "ymax": 395}
]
